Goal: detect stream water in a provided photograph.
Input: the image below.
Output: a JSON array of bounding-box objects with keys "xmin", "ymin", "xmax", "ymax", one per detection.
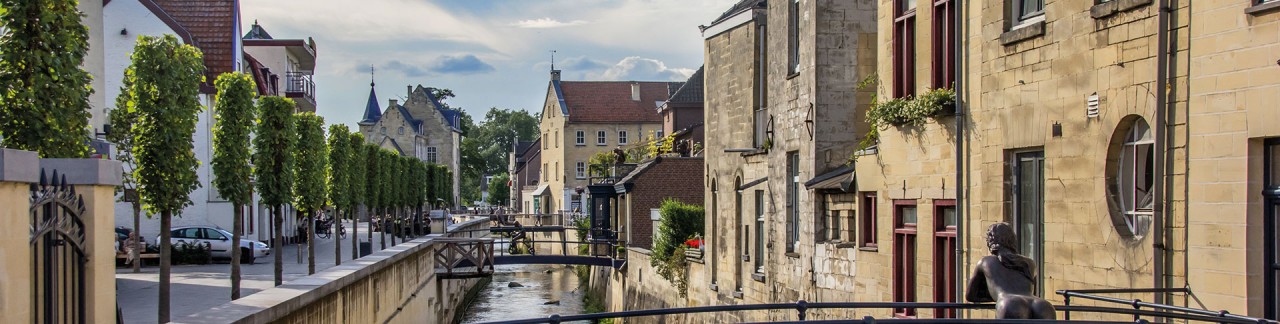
[{"xmin": 459, "ymin": 264, "xmax": 588, "ymax": 323}]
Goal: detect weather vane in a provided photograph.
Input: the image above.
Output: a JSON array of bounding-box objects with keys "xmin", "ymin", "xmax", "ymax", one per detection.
[
  {"xmin": 370, "ymin": 64, "xmax": 375, "ymax": 87},
  {"xmin": 550, "ymin": 50, "xmax": 557, "ymax": 70}
]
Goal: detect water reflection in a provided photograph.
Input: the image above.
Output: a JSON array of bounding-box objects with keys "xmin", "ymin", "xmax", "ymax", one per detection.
[{"xmin": 461, "ymin": 264, "xmax": 587, "ymax": 324}]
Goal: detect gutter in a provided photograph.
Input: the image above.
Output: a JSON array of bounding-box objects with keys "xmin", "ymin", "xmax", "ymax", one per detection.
[
  {"xmin": 954, "ymin": 0, "xmax": 968, "ymax": 313},
  {"xmin": 1153, "ymin": 0, "xmax": 1171, "ymax": 305}
]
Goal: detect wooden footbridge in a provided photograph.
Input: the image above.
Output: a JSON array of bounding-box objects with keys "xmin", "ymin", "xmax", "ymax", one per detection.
[{"xmin": 434, "ymin": 213, "xmax": 625, "ymax": 279}]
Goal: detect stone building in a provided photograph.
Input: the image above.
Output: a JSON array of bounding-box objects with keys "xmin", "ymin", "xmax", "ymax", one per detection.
[
  {"xmin": 536, "ymin": 70, "xmax": 681, "ymax": 214},
  {"xmin": 359, "ymin": 84, "xmax": 464, "ymax": 207},
  {"xmin": 614, "ymin": 157, "xmax": 705, "ymax": 249},
  {"xmin": 509, "ymin": 139, "xmax": 543, "ymax": 213}
]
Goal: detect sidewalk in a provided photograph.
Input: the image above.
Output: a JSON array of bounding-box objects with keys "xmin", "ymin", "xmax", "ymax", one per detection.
[{"xmin": 115, "ymin": 221, "xmax": 407, "ymax": 324}]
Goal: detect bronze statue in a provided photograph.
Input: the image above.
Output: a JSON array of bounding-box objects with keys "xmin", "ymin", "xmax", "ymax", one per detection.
[
  {"xmin": 613, "ymin": 147, "xmax": 627, "ymax": 165},
  {"xmin": 966, "ymin": 222, "xmax": 1056, "ymax": 319}
]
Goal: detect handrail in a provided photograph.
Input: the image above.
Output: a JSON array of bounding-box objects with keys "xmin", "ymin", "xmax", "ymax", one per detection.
[
  {"xmin": 477, "ymin": 300, "xmax": 1269, "ymax": 324},
  {"xmin": 1057, "ymin": 289, "xmax": 1277, "ymax": 324}
]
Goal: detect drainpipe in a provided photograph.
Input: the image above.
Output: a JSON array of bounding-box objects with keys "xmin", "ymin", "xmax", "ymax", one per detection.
[
  {"xmin": 1153, "ymin": 0, "xmax": 1171, "ymax": 306},
  {"xmin": 954, "ymin": 0, "xmax": 968, "ymax": 312}
]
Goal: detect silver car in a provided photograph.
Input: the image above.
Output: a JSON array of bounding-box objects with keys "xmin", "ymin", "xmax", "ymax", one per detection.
[{"xmin": 158, "ymin": 226, "xmax": 270, "ymax": 264}]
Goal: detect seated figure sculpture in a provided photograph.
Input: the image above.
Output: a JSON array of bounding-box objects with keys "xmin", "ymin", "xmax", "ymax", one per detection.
[{"xmin": 966, "ymin": 222, "xmax": 1056, "ymax": 319}]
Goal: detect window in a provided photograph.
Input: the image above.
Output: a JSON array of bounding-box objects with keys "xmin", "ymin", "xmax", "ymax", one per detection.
[
  {"xmin": 893, "ymin": 199, "xmax": 918, "ymax": 317},
  {"xmin": 597, "ymin": 130, "xmax": 607, "ymax": 146},
  {"xmin": 931, "ymin": 0, "xmax": 956, "ymax": 89},
  {"xmin": 787, "ymin": 0, "xmax": 801, "ymax": 74},
  {"xmin": 933, "ymin": 200, "xmax": 957, "ymax": 318},
  {"xmin": 619, "ymin": 131, "xmax": 629, "ymax": 144},
  {"xmin": 543, "ymin": 133, "xmax": 548, "ymax": 149},
  {"xmin": 754, "ymin": 22, "xmax": 770, "ymax": 148},
  {"xmin": 657, "ymin": 130, "xmax": 664, "ymax": 139},
  {"xmin": 555, "ymin": 162, "xmax": 559, "ymax": 181},
  {"xmin": 754, "ymin": 190, "xmax": 766, "ymax": 274},
  {"xmin": 575, "ymin": 162, "xmax": 586, "ymax": 179},
  {"xmin": 860, "ymin": 192, "xmax": 878, "ymax": 248},
  {"xmin": 1263, "ymin": 139, "xmax": 1280, "ymax": 319},
  {"xmin": 893, "ymin": 0, "xmax": 917, "ymax": 98},
  {"xmin": 426, "ymin": 147, "xmax": 438, "ymax": 163},
  {"xmin": 204, "ymin": 228, "xmax": 228, "ymax": 241},
  {"xmin": 576, "ymin": 131, "xmax": 585, "ymax": 145},
  {"xmin": 542, "ymin": 163, "xmax": 547, "ymax": 181},
  {"xmin": 1011, "ymin": 150, "xmax": 1044, "ymax": 295},
  {"xmin": 1011, "ymin": 0, "xmax": 1044, "ymax": 26},
  {"xmin": 381, "ymin": 127, "xmax": 387, "ymax": 135},
  {"xmin": 1108, "ymin": 118, "xmax": 1153, "ymax": 239},
  {"xmin": 786, "ymin": 152, "xmax": 800, "ymax": 253},
  {"xmin": 398, "ymin": 127, "xmax": 404, "ymax": 135},
  {"xmin": 554, "ymin": 131, "xmax": 559, "ymax": 148}
]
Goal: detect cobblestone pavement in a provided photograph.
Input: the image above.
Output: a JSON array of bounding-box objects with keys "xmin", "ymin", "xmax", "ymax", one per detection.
[{"xmin": 115, "ymin": 221, "xmax": 406, "ymax": 324}]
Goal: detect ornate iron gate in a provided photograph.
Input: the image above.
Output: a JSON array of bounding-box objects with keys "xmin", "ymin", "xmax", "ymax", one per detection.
[{"xmin": 29, "ymin": 170, "xmax": 88, "ymax": 324}]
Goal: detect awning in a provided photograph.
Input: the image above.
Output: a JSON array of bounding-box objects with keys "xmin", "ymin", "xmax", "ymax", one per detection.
[
  {"xmin": 531, "ymin": 184, "xmax": 550, "ymax": 196},
  {"xmin": 737, "ymin": 178, "xmax": 767, "ymax": 191},
  {"xmin": 804, "ymin": 165, "xmax": 855, "ymax": 192}
]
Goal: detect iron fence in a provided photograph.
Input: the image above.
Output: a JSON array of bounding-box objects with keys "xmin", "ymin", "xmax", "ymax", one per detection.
[{"xmin": 30, "ymin": 170, "xmax": 88, "ymax": 324}]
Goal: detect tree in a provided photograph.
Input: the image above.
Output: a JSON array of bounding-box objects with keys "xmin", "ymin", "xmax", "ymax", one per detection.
[
  {"xmin": 107, "ymin": 85, "xmax": 145, "ymax": 273},
  {"xmin": 348, "ymin": 133, "xmax": 366, "ymax": 260},
  {"xmin": 0, "ymin": 0, "xmax": 93, "ymax": 158},
  {"xmin": 326, "ymin": 124, "xmax": 351, "ymax": 265},
  {"xmin": 253, "ymin": 96, "xmax": 296, "ymax": 287},
  {"xmin": 458, "ymin": 108, "xmax": 538, "ymax": 203},
  {"xmin": 487, "ymin": 173, "xmax": 510, "ymax": 206},
  {"xmin": 364, "ymin": 144, "xmax": 382, "ymax": 249},
  {"xmin": 211, "ymin": 72, "xmax": 257, "ymax": 300},
  {"xmin": 293, "ymin": 112, "xmax": 327, "ymax": 275},
  {"xmin": 121, "ymin": 35, "xmax": 205, "ymax": 323}
]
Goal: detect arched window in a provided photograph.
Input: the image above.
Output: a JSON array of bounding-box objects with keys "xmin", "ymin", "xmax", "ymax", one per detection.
[{"xmin": 1108, "ymin": 117, "xmax": 1154, "ymax": 239}]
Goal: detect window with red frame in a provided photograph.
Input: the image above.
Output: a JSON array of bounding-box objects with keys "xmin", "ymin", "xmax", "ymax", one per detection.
[
  {"xmin": 931, "ymin": 0, "xmax": 955, "ymax": 89},
  {"xmin": 933, "ymin": 199, "xmax": 958, "ymax": 318},
  {"xmin": 860, "ymin": 192, "xmax": 878, "ymax": 248},
  {"xmin": 893, "ymin": 0, "xmax": 917, "ymax": 98},
  {"xmin": 893, "ymin": 199, "xmax": 918, "ymax": 317}
]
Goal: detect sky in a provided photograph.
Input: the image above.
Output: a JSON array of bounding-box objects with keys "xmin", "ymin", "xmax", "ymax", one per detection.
[{"xmin": 239, "ymin": 0, "xmax": 740, "ymax": 129}]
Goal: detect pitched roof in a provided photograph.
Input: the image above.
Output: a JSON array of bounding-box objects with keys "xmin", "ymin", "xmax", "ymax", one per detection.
[
  {"xmin": 151, "ymin": 0, "xmax": 239, "ymax": 87},
  {"xmin": 423, "ymin": 88, "xmax": 464, "ymax": 133},
  {"xmin": 242, "ymin": 20, "xmax": 272, "ymax": 39},
  {"xmin": 359, "ymin": 83, "xmax": 381, "ymax": 125},
  {"xmin": 665, "ymin": 66, "xmax": 704, "ymax": 105},
  {"xmin": 558, "ymin": 81, "xmax": 681, "ymax": 123}
]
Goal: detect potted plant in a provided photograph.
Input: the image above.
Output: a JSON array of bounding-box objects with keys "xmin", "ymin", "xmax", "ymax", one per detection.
[
  {"xmin": 871, "ymin": 97, "xmax": 913, "ymax": 126},
  {"xmin": 917, "ymin": 87, "xmax": 956, "ymax": 117}
]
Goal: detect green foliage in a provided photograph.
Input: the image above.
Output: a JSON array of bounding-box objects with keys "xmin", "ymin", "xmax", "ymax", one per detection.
[
  {"xmin": 486, "ymin": 173, "xmax": 510, "ymax": 206},
  {"xmin": 124, "ymin": 35, "xmax": 205, "ymax": 215},
  {"xmin": 347, "ymin": 133, "xmax": 367, "ymax": 207},
  {"xmin": 587, "ymin": 151, "xmax": 614, "ymax": 178},
  {"xmin": 107, "ymin": 88, "xmax": 140, "ymax": 197},
  {"xmin": 916, "ymin": 87, "xmax": 956, "ymax": 115},
  {"xmin": 326, "ymin": 125, "xmax": 351, "ymax": 210},
  {"xmin": 253, "ymin": 97, "xmax": 296, "ymax": 207},
  {"xmin": 377, "ymin": 149, "xmax": 396, "ymax": 209},
  {"xmin": 645, "ymin": 131, "xmax": 675, "ymax": 158},
  {"xmin": 211, "ymin": 72, "xmax": 257, "ymax": 205},
  {"xmin": 171, "ymin": 241, "xmax": 211, "ymax": 265},
  {"xmin": 364, "ymin": 144, "xmax": 381, "ymax": 208},
  {"xmin": 0, "ymin": 0, "xmax": 92, "ymax": 157},
  {"xmin": 293, "ymin": 113, "xmax": 327, "ymax": 211},
  {"xmin": 460, "ymin": 107, "xmax": 539, "ymax": 203},
  {"xmin": 650, "ymin": 199, "xmax": 704, "ymax": 296},
  {"xmin": 866, "ymin": 88, "xmax": 955, "ymax": 129}
]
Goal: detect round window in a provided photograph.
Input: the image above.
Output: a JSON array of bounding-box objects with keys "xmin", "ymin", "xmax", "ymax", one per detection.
[{"xmin": 1106, "ymin": 116, "xmax": 1154, "ymax": 240}]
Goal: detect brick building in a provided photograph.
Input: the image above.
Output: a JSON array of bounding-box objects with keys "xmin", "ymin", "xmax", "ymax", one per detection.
[
  {"xmin": 614, "ymin": 157, "xmax": 706, "ymax": 249},
  {"xmin": 658, "ymin": 67, "xmax": 705, "ymax": 148}
]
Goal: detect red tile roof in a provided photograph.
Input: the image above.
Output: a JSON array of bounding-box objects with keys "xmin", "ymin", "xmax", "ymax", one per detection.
[
  {"xmin": 559, "ymin": 81, "xmax": 679, "ymax": 123},
  {"xmin": 151, "ymin": 0, "xmax": 238, "ymax": 89}
]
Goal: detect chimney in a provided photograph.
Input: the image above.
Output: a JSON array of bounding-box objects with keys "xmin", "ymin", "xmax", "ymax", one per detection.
[
  {"xmin": 389, "ymin": 99, "xmax": 398, "ymax": 107},
  {"xmin": 550, "ymin": 69, "xmax": 561, "ymax": 81},
  {"xmin": 630, "ymin": 82, "xmax": 640, "ymax": 101},
  {"xmin": 407, "ymin": 85, "xmax": 412, "ymax": 97}
]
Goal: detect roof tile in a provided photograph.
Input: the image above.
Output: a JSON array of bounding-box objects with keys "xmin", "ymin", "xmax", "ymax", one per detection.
[{"xmin": 560, "ymin": 81, "xmax": 680, "ymax": 123}]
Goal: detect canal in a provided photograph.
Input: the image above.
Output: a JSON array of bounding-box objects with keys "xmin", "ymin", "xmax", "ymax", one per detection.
[{"xmin": 460, "ymin": 263, "xmax": 588, "ymax": 323}]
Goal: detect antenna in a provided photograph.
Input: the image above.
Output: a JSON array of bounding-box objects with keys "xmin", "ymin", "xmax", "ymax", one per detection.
[{"xmin": 550, "ymin": 50, "xmax": 557, "ymax": 70}]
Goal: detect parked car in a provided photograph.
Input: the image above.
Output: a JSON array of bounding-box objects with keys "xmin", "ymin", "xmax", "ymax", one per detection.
[{"xmin": 157, "ymin": 226, "xmax": 269, "ymax": 264}]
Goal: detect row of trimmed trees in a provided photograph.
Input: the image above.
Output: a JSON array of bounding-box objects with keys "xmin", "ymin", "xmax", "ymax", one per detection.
[{"xmin": 103, "ymin": 35, "xmax": 453, "ymax": 322}]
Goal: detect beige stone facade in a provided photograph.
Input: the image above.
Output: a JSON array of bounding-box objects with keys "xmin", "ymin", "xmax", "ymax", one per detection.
[{"xmin": 360, "ymin": 85, "xmax": 464, "ymax": 206}]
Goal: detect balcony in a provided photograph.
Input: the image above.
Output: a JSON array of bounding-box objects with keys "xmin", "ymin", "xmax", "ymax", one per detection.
[{"xmin": 285, "ymin": 71, "xmax": 316, "ymax": 112}]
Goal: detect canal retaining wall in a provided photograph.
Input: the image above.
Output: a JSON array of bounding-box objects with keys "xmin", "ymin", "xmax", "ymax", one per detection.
[
  {"xmin": 586, "ymin": 247, "xmax": 723, "ymax": 323},
  {"xmin": 177, "ymin": 218, "xmax": 491, "ymax": 324}
]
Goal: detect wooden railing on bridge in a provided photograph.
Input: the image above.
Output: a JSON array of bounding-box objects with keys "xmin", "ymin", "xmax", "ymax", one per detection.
[{"xmin": 434, "ymin": 238, "xmax": 495, "ymax": 279}]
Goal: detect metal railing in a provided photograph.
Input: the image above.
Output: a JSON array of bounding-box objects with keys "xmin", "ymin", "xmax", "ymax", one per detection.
[
  {"xmin": 284, "ymin": 72, "xmax": 315, "ymax": 101},
  {"xmin": 1057, "ymin": 288, "xmax": 1277, "ymax": 323},
  {"xmin": 477, "ymin": 300, "xmax": 1277, "ymax": 324}
]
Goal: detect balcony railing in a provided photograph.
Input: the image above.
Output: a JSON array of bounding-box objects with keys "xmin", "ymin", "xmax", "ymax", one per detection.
[{"xmin": 284, "ymin": 71, "xmax": 315, "ymax": 102}]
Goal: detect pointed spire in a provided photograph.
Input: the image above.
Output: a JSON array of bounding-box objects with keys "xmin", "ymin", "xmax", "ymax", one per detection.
[{"xmin": 359, "ymin": 70, "xmax": 382, "ymax": 125}]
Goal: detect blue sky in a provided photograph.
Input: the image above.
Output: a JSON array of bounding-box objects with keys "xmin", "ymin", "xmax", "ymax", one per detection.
[{"xmin": 240, "ymin": 0, "xmax": 738, "ymax": 128}]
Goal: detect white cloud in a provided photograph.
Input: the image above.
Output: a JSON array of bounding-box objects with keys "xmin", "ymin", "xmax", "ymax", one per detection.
[
  {"xmin": 591, "ymin": 56, "xmax": 694, "ymax": 81},
  {"xmin": 510, "ymin": 18, "xmax": 589, "ymax": 29}
]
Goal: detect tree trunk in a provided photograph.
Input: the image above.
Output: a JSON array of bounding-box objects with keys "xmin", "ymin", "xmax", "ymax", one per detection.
[
  {"xmin": 367, "ymin": 205, "xmax": 374, "ymax": 252},
  {"xmin": 159, "ymin": 210, "xmax": 172, "ymax": 323},
  {"xmin": 352, "ymin": 205, "xmax": 360, "ymax": 261},
  {"xmin": 307, "ymin": 209, "xmax": 315, "ymax": 275},
  {"xmin": 273, "ymin": 205, "xmax": 283, "ymax": 286},
  {"xmin": 231, "ymin": 203, "xmax": 243, "ymax": 300},
  {"xmin": 391, "ymin": 207, "xmax": 399, "ymax": 246},
  {"xmin": 334, "ymin": 208, "xmax": 342, "ymax": 266},
  {"xmin": 379, "ymin": 207, "xmax": 387, "ymax": 250},
  {"xmin": 131, "ymin": 202, "xmax": 141, "ymax": 273}
]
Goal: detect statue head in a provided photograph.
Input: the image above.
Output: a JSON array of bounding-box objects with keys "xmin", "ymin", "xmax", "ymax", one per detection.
[{"xmin": 986, "ymin": 222, "xmax": 1019, "ymax": 255}]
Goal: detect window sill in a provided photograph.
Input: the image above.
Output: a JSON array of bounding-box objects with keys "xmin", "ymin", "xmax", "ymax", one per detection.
[
  {"xmin": 786, "ymin": 72, "xmax": 801, "ymax": 80},
  {"xmin": 834, "ymin": 242, "xmax": 858, "ymax": 249},
  {"xmin": 732, "ymin": 290, "xmax": 744, "ymax": 299},
  {"xmin": 740, "ymin": 149, "xmax": 769, "ymax": 157},
  {"xmin": 785, "ymin": 252, "xmax": 800, "ymax": 258},
  {"xmin": 1090, "ymin": 0, "xmax": 1152, "ymax": 19},
  {"xmin": 751, "ymin": 273, "xmax": 766, "ymax": 282},
  {"xmin": 858, "ymin": 246, "xmax": 879, "ymax": 252},
  {"xmin": 576, "ymin": 144, "xmax": 585, "ymax": 146},
  {"xmin": 999, "ymin": 19, "xmax": 1045, "ymax": 46},
  {"xmin": 1247, "ymin": 1, "xmax": 1280, "ymax": 15}
]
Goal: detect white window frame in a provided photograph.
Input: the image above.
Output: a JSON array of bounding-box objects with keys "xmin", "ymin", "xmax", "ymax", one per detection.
[
  {"xmin": 597, "ymin": 130, "xmax": 607, "ymax": 146},
  {"xmin": 426, "ymin": 146, "xmax": 438, "ymax": 163},
  {"xmin": 619, "ymin": 131, "xmax": 629, "ymax": 145},
  {"xmin": 576, "ymin": 162, "xmax": 586, "ymax": 179},
  {"xmin": 576, "ymin": 130, "xmax": 585, "ymax": 145},
  {"xmin": 1117, "ymin": 120, "xmax": 1154, "ymax": 239}
]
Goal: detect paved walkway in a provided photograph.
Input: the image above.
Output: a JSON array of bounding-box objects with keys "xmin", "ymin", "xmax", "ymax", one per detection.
[{"xmin": 116, "ymin": 221, "xmax": 409, "ymax": 324}]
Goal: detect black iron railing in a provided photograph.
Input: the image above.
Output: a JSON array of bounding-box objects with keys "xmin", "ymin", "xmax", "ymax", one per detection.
[
  {"xmin": 1057, "ymin": 288, "xmax": 1277, "ymax": 323},
  {"xmin": 284, "ymin": 71, "xmax": 315, "ymax": 102}
]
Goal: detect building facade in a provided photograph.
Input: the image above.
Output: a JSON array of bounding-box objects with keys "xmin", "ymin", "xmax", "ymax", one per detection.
[
  {"xmin": 659, "ymin": 67, "xmax": 706, "ymax": 147},
  {"xmin": 615, "ymin": 157, "xmax": 706, "ymax": 249},
  {"xmin": 537, "ymin": 70, "xmax": 679, "ymax": 214},
  {"xmin": 359, "ymin": 84, "xmax": 464, "ymax": 207},
  {"xmin": 509, "ymin": 139, "xmax": 543, "ymax": 213}
]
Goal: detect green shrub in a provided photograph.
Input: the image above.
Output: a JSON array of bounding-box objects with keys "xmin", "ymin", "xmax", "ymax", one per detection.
[
  {"xmin": 650, "ymin": 199, "xmax": 703, "ymax": 296},
  {"xmin": 171, "ymin": 241, "xmax": 211, "ymax": 265}
]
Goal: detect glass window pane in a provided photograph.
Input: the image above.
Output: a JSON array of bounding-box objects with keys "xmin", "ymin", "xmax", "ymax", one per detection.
[
  {"xmin": 902, "ymin": 206, "xmax": 917, "ymax": 225},
  {"xmin": 1120, "ymin": 145, "xmax": 1136, "ymax": 212},
  {"xmin": 942, "ymin": 206, "xmax": 957, "ymax": 227},
  {"xmin": 1137, "ymin": 143, "xmax": 1154, "ymax": 211},
  {"xmin": 902, "ymin": 0, "xmax": 916, "ymax": 11}
]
